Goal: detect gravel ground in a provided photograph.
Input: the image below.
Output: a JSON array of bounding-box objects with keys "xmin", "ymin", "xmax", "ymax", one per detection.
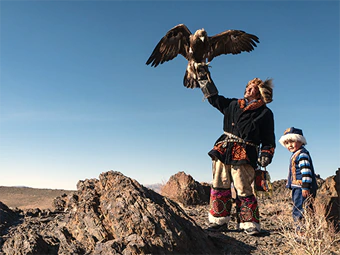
[{"xmin": 182, "ymin": 198, "xmax": 340, "ymax": 255}]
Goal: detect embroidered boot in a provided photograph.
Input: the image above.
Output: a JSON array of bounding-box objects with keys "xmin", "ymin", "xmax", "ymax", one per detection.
[
  {"xmin": 207, "ymin": 188, "xmax": 232, "ymax": 231},
  {"xmin": 236, "ymin": 195, "xmax": 261, "ymax": 235}
]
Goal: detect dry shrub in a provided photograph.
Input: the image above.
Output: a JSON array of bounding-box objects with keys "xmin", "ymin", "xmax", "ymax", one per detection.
[
  {"xmin": 258, "ymin": 185, "xmax": 291, "ymax": 217},
  {"xmin": 274, "ymin": 196, "xmax": 340, "ymax": 255}
]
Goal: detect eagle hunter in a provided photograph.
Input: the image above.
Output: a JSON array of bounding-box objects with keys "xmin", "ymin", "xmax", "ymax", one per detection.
[{"xmin": 146, "ymin": 24, "xmax": 260, "ymax": 88}]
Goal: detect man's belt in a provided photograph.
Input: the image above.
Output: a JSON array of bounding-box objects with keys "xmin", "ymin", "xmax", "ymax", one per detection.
[{"xmin": 217, "ymin": 132, "xmax": 258, "ymax": 148}]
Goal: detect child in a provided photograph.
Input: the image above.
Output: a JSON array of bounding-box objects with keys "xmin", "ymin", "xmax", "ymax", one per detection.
[{"xmin": 279, "ymin": 127, "xmax": 318, "ymax": 221}]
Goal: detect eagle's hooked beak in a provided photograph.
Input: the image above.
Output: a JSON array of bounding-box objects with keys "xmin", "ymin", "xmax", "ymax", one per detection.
[{"xmin": 200, "ymin": 36, "xmax": 205, "ymax": 42}]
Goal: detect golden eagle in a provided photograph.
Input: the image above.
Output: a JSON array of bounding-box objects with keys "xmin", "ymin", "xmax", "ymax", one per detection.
[{"xmin": 146, "ymin": 24, "xmax": 259, "ymax": 88}]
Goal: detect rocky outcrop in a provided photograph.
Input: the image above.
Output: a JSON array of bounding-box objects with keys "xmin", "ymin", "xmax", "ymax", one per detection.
[
  {"xmin": 318, "ymin": 175, "xmax": 337, "ymax": 197},
  {"xmin": 0, "ymin": 202, "xmax": 22, "ymax": 248},
  {"xmin": 160, "ymin": 171, "xmax": 210, "ymax": 206},
  {"xmin": 333, "ymin": 168, "xmax": 340, "ymax": 197},
  {"xmin": 316, "ymin": 174, "xmax": 339, "ymax": 227},
  {"xmin": 1, "ymin": 171, "xmax": 220, "ymax": 255},
  {"xmin": 0, "ymin": 202, "xmax": 19, "ymax": 234}
]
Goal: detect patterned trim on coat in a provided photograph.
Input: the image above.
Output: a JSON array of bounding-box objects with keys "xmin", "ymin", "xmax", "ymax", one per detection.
[
  {"xmin": 232, "ymin": 143, "xmax": 248, "ymax": 161},
  {"xmin": 291, "ymin": 151, "xmax": 300, "ymax": 184},
  {"xmin": 238, "ymin": 99, "xmax": 265, "ymax": 111},
  {"xmin": 261, "ymin": 147, "xmax": 275, "ymax": 156}
]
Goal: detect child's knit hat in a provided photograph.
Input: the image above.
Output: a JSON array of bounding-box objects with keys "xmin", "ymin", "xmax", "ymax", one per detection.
[{"xmin": 279, "ymin": 127, "xmax": 307, "ymax": 147}]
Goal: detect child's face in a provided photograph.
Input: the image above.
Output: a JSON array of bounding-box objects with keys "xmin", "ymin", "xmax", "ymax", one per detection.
[{"xmin": 283, "ymin": 140, "xmax": 303, "ymax": 152}]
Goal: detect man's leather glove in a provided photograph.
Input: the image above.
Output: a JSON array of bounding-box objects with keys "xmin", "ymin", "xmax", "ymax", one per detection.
[
  {"xmin": 197, "ymin": 64, "xmax": 211, "ymax": 81},
  {"xmin": 258, "ymin": 155, "xmax": 271, "ymax": 167},
  {"xmin": 196, "ymin": 65, "xmax": 218, "ymax": 98}
]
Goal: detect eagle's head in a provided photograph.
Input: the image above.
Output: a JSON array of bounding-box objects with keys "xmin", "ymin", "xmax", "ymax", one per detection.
[{"xmin": 194, "ymin": 29, "xmax": 207, "ymax": 42}]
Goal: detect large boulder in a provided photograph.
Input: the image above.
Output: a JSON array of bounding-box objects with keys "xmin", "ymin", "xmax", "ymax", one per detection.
[{"xmin": 160, "ymin": 171, "xmax": 210, "ymax": 206}]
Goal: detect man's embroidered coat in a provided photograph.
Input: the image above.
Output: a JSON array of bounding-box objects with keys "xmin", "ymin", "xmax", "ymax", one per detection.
[{"xmin": 207, "ymin": 95, "xmax": 275, "ymax": 169}]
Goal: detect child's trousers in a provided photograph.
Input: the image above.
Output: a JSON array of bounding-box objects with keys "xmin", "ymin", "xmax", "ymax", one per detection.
[{"xmin": 292, "ymin": 188, "xmax": 316, "ymax": 221}]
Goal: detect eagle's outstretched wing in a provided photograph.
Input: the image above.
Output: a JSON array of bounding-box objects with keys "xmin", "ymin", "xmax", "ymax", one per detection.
[
  {"xmin": 146, "ymin": 24, "xmax": 192, "ymax": 67},
  {"xmin": 207, "ymin": 30, "xmax": 259, "ymax": 62}
]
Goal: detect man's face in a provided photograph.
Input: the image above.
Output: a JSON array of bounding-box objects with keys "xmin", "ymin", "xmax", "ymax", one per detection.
[{"xmin": 244, "ymin": 83, "xmax": 260, "ymax": 101}]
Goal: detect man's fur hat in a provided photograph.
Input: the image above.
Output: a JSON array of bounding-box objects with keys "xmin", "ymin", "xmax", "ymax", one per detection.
[
  {"xmin": 279, "ymin": 127, "xmax": 307, "ymax": 147},
  {"xmin": 247, "ymin": 78, "xmax": 274, "ymax": 104},
  {"xmin": 259, "ymin": 79, "xmax": 273, "ymax": 104}
]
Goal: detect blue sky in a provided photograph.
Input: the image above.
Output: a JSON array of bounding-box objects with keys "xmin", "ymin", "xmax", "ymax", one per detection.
[{"xmin": 0, "ymin": 1, "xmax": 339, "ymax": 190}]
